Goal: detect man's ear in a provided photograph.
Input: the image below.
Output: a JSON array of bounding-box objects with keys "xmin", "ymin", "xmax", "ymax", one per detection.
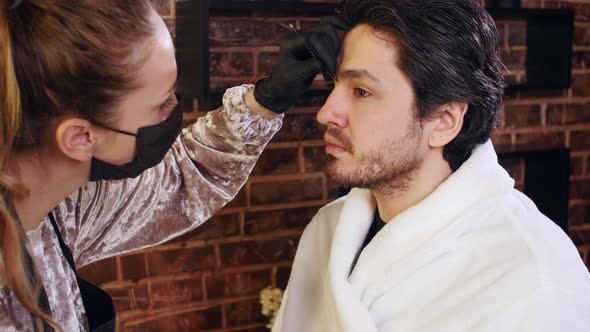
[
  {"xmin": 55, "ymin": 118, "xmax": 94, "ymax": 162},
  {"xmin": 428, "ymin": 102, "xmax": 468, "ymax": 148}
]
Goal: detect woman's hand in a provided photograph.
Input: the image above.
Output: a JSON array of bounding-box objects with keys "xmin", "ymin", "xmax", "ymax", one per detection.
[{"xmin": 251, "ymin": 16, "xmax": 348, "ymax": 114}]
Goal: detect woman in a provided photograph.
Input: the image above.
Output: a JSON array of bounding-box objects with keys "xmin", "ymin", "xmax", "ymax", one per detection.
[{"xmin": 0, "ymin": 0, "xmax": 343, "ymax": 331}]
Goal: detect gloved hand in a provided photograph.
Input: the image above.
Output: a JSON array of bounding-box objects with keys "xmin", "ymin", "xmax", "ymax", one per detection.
[{"xmin": 254, "ymin": 15, "xmax": 349, "ymax": 114}]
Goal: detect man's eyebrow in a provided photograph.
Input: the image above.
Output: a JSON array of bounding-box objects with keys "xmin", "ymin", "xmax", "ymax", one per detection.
[{"xmin": 337, "ymin": 69, "xmax": 381, "ymax": 84}]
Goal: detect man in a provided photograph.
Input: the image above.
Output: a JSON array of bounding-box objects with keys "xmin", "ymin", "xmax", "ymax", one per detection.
[{"xmin": 272, "ymin": 0, "xmax": 590, "ymax": 331}]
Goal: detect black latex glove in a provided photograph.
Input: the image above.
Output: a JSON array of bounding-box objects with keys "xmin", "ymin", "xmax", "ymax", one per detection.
[{"xmin": 254, "ymin": 15, "xmax": 349, "ymax": 114}]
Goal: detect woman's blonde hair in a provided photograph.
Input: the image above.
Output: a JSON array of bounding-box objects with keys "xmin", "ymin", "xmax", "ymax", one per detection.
[{"xmin": 1, "ymin": 0, "xmax": 155, "ymax": 330}]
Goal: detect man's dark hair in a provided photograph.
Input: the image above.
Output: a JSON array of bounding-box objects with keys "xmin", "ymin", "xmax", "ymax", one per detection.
[{"xmin": 337, "ymin": 0, "xmax": 505, "ymax": 170}]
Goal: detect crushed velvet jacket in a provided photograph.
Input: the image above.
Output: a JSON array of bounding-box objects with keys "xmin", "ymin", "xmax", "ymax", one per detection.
[{"xmin": 0, "ymin": 85, "xmax": 283, "ymax": 332}]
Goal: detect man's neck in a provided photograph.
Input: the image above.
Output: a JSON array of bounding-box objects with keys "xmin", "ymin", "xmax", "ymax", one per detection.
[
  {"xmin": 10, "ymin": 149, "xmax": 89, "ymax": 232},
  {"xmin": 373, "ymin": 152, "xmax": 452, "ymax": 222}
]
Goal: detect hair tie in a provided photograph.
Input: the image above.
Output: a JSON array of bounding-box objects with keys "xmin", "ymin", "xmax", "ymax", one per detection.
[{"xmin": 8, "ymin": 0, "xmax": 23, "ymax": 10}]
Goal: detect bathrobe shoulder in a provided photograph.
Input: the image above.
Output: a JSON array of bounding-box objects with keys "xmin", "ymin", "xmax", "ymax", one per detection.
[{"xmin": 274, "ymin": 141, "xmax": 590, "ymax": 332}]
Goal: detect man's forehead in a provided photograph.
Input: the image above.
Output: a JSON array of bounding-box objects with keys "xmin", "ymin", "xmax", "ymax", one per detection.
[{"xmin": 339, "ymin": 25, "xmax": 401, "ymax": 79}]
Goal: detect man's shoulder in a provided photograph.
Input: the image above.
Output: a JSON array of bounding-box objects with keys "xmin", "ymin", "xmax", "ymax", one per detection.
[
  {"xmin": 318, "ymin": 194, "xmax": 349, "ymax": 214},
  {"xmin": 465, "ymin": 189, "xmax": 588, "ymax": 290},
  {"xmin": 300, "ymin": 194, "xmax": 350, "ymax": 242},
  {"xmin": 306, "ymin": 195, "xmax": 348, "ymax": 225}
]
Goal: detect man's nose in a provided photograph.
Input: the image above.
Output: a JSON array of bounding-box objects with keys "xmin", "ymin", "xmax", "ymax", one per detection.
[{"xmin": 316, "ymin": 90, "xmax": 347, "ymax": 128}]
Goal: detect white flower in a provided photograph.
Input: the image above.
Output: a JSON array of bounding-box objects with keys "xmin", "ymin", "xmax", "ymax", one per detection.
[{"xmin": 259, "ymin": 286, "xmax": 284, "ymax": 330}]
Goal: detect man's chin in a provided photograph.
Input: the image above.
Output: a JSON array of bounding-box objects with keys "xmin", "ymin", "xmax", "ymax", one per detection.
[{"xmin": 324, "ymin": 160, "xmax": 357, "ymax": 187}]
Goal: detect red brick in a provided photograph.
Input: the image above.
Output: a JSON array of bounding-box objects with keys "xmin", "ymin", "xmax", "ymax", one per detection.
[
  {"xmin": 252, "ymin": 148, "xmax": 299, "ymax": 176},
  {"xmin": 565, "ymin": 103, "xmax": 590, "ymax": 124},
  {"xmin": 150, "ymin": 278, "xmax": 204, "ymax": 307},
  {"xmin": 106, "ymin": 288, "xmax": 132, "ymax": 312},
  {"xmin": 543, "ymin": 103, "xmax": 590, "ymax": 125},
  {"xmin": 546, "ymin": 104, "xmax": 565, "ymax": 125},
  {"xmin": 521, "ymin": 0, "xmax": 543, "ymax": 8},
  {"xmin": 571, "ymin": 130, "xmax": 590, "ymax": 150},
  {"xmin": 299, "ymin": 18, "xmax": 324, "ymax": 30},
  {"xmin": 572, "ymin": 156, "xmax": 585, "ymax": 176},
  {"xmin": 121, "ymin": 254, "xmax": 148, "ymax": 281},
  {"xmin": 498, "ymin": 157, "xmax": 525, "ymax": 184},
  {"xmin": 276, "ymin": 266, "xmax": 292, "ymax": 290},
  {"xmin": 147, "ymin": 247, "xmax": 217, "ymax": 277},
  {"xmin": 258, "ymin": 52, "xmax": 279, "ymax": 77},
  {"xmin": 504, "ymin": 105, "xmax": 542, "ymax": 127},
  {"xmin": 244, "ymin": 207, "xmax": 318, "ymax": 234},
  {"xmin": 272, "ymin": 113, "xmax": 325, "ymax": 142},
  {"xmin": 575, "ymin": 26, "xmax": 590, "ymax": 46},
  {"xmin": 304, "ymin": 146, "xmax": 328, "ymax": 173},
  {"xmin": 78, "ymin": 257, "xmax": 118, "ymax": 285},
  {"xmin": 130, "ymin": 306, "xmax": 223, "ymax": 331},
  {"xmin": 504, "ymin": 74, "xmax": 523, "ymax": 86},
  {"xmin": 569, "ymin": 227, "xmax": 590, "ymax": 247},
  {"xmin": 572, "ymin": 74, "xmax": 590, "ymax": 97},
  {"xmin": 219, "ymin": 237, "xmax": 299, "ymax": 266},
  {"xmin": 210, "ymin": 52, "xmax": 254, "ymax": 77},
  {"xmin": 572, "ymin": 51, "xmax": 590, "ymax": 69},
  {"xmin": 205, "ymin": 270, "xmax": 271, "ymax": 299},
  {"xmin": 250, "ymin": 178, "xmax": 323, "ymax": 206},
  {"xmin": 108, "ymin": 285, "xmax": 150, "ymax": 313},
  {"xmin": 491, "ymin": 133, "xmax": 512, "ymax": 150},
  {"xmin": 515, "ymin": 132, "xmax": 565, "ymax": 149},
  {"xmin": 539, "ymin": 1, "xmax": 563, "ymax": 9},
  {"xmin": 226, "ymin": 299, "xmax": 265, "ymax": 327},
  {"xmin": 173, "ymin": 214, "xmax": 241, "ymax": 242},
  {"xmin": 570, "ymin": 179, "xmax": 590, "ymax": 200},
  {"xmin": 497, "ymin": 105, "xmax": 507, "ymax": 129},
  {"xmin": 133, "ymin": 285, "xmax": 151, "ymax": 310},
  {"xmin": 507, "ymin": 23, "xmax": 527, "ymax": 46},
  {"xmin": 570, "ymin": 205, "xmax": 590, "ymax": 225},
  {"xmin": 226, "ymin": 186, "xmax": 248, "ymax": 209},
  {"xmin": 496, "ymin": 23, "xmax": 506, "ymax": 46},
  {"xmin": 210, "ymin": 79, "xmax": 242, "ymax": 94},
  {"xmin": 501, "ymin": 50, "xmax": 526, "ymax": 70},
  {"xmin": 294, "ymin": 91, "xmax": 328, "ymax": 107},
  {"xmin": 562, "ymin": 3, "xmax": 590, "ymax": 21},
  {"xmin": 209, "ymin": 18, "xmax": 282, "ymax": 47},
  {"xmin": 518, "ymin": 89, "xmax": 568, "ymax": 99}
]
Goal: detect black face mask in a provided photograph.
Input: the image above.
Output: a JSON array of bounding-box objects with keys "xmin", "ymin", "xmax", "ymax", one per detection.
[{"xmin": 89, "ymin": 95, "xmax": 183, "ymax": 181}]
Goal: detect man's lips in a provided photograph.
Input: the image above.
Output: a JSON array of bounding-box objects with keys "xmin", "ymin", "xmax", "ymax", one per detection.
[{"xmin": 324, "ymin": 136, "xmax": 348, "ymax": 154}]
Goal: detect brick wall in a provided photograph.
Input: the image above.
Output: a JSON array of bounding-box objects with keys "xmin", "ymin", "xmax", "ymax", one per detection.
[{"xmin": 78, "ymin": 0, "xmax": 590, "ymax": 330}]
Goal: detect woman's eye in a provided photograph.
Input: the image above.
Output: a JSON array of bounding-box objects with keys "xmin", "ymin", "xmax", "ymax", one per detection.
[{"xmin": 353, "ymin": 87, "xmax": 371, "ymax": 98}]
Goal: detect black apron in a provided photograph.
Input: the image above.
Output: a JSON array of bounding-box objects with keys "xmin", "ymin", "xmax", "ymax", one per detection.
[{"xmin": 48, "ymin": 213, "xmax": 116, "ymax": 332}]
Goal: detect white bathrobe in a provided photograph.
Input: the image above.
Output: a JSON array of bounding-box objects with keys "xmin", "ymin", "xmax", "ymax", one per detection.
[{"xmin": 273, "ymin": 141, "xmax": 590, "ymax": 332}]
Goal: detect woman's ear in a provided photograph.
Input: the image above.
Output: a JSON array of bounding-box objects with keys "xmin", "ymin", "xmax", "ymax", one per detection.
[
  {"xmin": 55, "ymin": 118, "xmax": 94, "ymax": 162},
  {"xmin": 428, "ymin": 102, "xmax": 468, "ymax": 148}
]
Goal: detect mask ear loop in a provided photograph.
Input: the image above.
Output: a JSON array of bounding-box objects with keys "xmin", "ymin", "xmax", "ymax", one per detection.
[{"xmin": 92, "ymin": 122, "xmax": 138, "ymax": 137}]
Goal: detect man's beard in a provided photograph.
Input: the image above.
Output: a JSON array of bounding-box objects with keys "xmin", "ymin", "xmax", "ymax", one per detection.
[{"xmin": 324, "ymin": 122, "xmax": 423, "ymax": 196}]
